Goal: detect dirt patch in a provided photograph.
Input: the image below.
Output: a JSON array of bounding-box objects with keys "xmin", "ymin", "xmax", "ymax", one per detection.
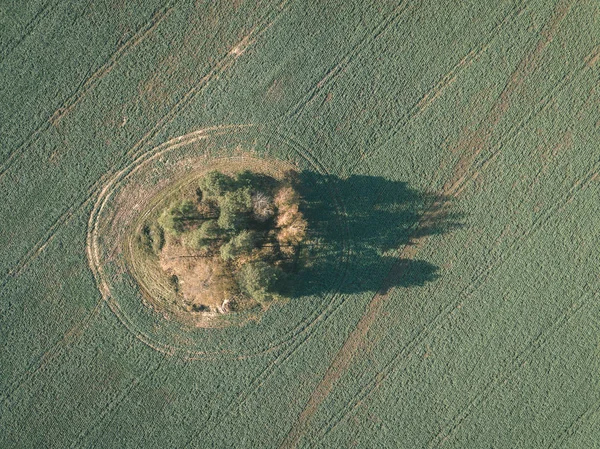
[{"xmin": 159, "ymin": 241, "xmax": 222, "ymax": 310}]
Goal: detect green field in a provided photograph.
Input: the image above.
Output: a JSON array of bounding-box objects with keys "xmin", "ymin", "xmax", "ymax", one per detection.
[{"xmin": 1, "ymin": 0, "xmax": 599, "ymax": 447}]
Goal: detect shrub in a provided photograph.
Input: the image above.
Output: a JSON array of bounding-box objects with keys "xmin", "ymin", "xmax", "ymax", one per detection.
[
  {"xmin": 139, "ymin": 223, "xmax": 165, "ymax": 253},
  {"xmin": 150, "ymin": 224, "xmax": 165, "ymax": 253}
]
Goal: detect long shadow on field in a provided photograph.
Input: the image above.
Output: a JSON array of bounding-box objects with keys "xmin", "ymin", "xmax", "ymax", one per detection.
[{"xmin": 284, "ymin": 172, "xmax": 463, "ymax": 298}]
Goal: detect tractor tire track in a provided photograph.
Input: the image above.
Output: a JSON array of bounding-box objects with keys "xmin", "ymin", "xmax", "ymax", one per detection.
[
  {"xmin": 0, "ymin": 4, "xmax": 175, "ymax": 182},
  {"xmin": 0, "ymin": 126, "xmax": 247, "ymax": 412},
  {"xmin": 0, "ymin": 294, "xmax": 106, "ymax": 411},
  {"xmin": 279, "ymin": 2, "xmax": 576, "ymax": 445},
  {"xmin": 0, "ymin": 1, "xmax": 289, "ymax": 294},
  {"xmin": 285, "ymin": 0, "xmax": 416, "ymax": 123},
  {"xmin": 310, "ymin": 61, "xmax": 596, "ymax": 445},
  {"xmin": 0, "ymin": 0, "xmax": 58, "ymax": 62},
  {"xmin": 181, "ymin": 130, "xmax": 354, "ymax": 442},
  {"xmin": 68, "ymin": 358, "xmax": 165, "ymax": 449},
  {"xmin": 127, "ymin": 0, "xmax": 294, "ymax": 162},
  {"xmin": 548, "ymin": 389, "xmax": 600, "ymax": 449},
  {"xmin": 347, "ymin": 1, "xmax": 528, "ymax": 175}
]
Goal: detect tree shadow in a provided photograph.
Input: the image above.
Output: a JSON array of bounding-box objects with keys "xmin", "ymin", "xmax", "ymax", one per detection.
[{"xmin": 282, "ymin": 172, "xmax": 464, "ymax": 298}]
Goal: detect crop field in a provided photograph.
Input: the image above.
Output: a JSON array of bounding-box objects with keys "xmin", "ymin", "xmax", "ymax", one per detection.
[{"xmin": 1, "ymin": 0, "xmax": 599, "ymax": 447}]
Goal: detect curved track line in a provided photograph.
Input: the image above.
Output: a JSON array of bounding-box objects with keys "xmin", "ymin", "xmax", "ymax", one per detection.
[
  {"xmin": 90, "ymin": 126, "xmax": 353, "ymax": 363},
  {"xmin": 0, "ymin": 0, "xmax": 295, "ymax": 420},
  {"xmin": 0, "ymin": 0, "xmax": 288, "ymax": 292},
  {"xmin": 186, "ymin": 131, "xmax": 354, "ymax": 442}
]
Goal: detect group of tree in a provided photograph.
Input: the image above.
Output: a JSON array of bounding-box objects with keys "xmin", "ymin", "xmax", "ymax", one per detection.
[{"xmin": 139, "ymin": 169, "xmax": 308, "ymax": 312}]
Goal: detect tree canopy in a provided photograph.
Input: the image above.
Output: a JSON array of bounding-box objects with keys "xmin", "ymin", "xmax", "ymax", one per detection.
[{"xmin": 139, "ymin": 169, "xmax": 307, "ymax": 314}]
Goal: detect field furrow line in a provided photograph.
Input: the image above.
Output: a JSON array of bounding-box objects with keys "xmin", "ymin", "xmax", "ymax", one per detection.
[
  {"xmin": 458, "ymin": 71, "xmax": 598, "ymax": 298},
  {"xmin": 0, "ymin": 128, "xmax": 235, "ymax": 409},
  {"xmin": 316, "ymin": 250, "xmax": 592, "ymax": 444},
  {"xmin": 0, "ymin": 296, "xmax": 105, "ymax": 411},
  {"xmin": 312, "ymin": 67, "xmax": 598, "ymax": 445},
  {"xmin": 316, "ymin": 274, "xmax": 584, "ymax": 446},
  {"xmin": 443, "ymin": 0, "xmax": 575, "ymax": 198},
  {"xmin": 285, "ymin": 0, "xmax": 416, "ymax": 122},
  {"xmin": 313, "ymin": 109, "xmax": 599, "ymax": 446},
  {"xmin": 185, "ymin": 132, "xmax": 355, "ymax": 443},
  {"xmin": 0, "ymin": 4, "xmax": 175, "ymax": 182},
  {"xmin": 368, "ymin": 0, "xmax": 570, "ymax": 190},
  {"xmin": 0, "ymin": 0, "xmax": 57, "ymax": 62},
  {"xmin": 0, "ymin": 0, "xmax": 291, "ymax": 291},
  {"xmin": 345, "ymin": 1, "xmax": 527, "ymax": 177},
  {"xmin": 427, "ymin": 293, "xmax": 592, "ymax": 448},
  {"xmin": 388, "ymin": 3, "xmax": 526, "ymax": 144},
  {"xmin": 127, "ymin": 0, "xmax": 293, "ymax": 162},
  {"xmin": 50, "ymin": 4, "xmax": 176, "ymax": 126},
  {"xmin": 283, "ymin": 4, "xmax": 579, "ymax": 443},
  {"xmin": 351, "ymin": 2, "xmax": 527, "ymax": 178},
  {"xmin": 548, "ymin": 390, "xmax": 600, "ymax": 449},
  {"xmin": 449, "ymin": 68, "xmax": 584, "ymax": 198},
  {"xmin": 289, "ymin": 0, "xmax": 524, "ymax": 130},
  {"xmin": 450, "ymin": 70, "xmax": 587, "ymax": 290},
  {"xmin": 69, "ymin": 359, "xmax": 165, "ymax": 449}
]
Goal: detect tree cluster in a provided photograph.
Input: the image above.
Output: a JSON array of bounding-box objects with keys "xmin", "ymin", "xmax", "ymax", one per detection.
[{"xmin": 140, "ymin": 169, "xmax": 307, "ymax": 312}]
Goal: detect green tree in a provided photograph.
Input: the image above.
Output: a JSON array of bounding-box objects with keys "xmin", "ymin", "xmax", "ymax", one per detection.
[
  {"xmin": 217, "ymin": 188, "xmax": 252, "ymax": 230},
  {"xmin": 198, "ymin": 171, "xmax": 234, "ymax": 198},
  {"xmin": 219, "ymin": 230, "xmax": 255, "ymax": 260},
  {"xmin": 158, "ymin": 199, "xmax": 199, "ymax": 235},
  {"xmin": 236, "ymin": 261, "xmax": 280, "ymax": 303},
  {"xmin": 181, "ymin": 220, "xmax": 221, "ymax": 250}
]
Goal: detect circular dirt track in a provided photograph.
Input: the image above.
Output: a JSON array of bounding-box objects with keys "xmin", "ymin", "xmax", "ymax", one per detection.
[{"xmin": 87, "ymin": 125, "xmax": 351, "ymax": 360}]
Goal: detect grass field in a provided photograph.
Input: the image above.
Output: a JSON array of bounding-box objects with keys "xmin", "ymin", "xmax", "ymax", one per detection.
[{"xmin": 1, "ymin": 0, "xmax": 599, "ymax": 447}]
